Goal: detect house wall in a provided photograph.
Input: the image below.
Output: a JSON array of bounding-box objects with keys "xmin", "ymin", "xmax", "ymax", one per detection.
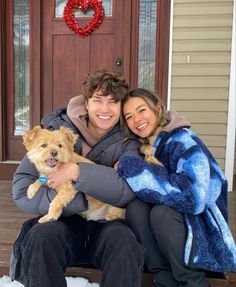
[{"xmin": 170, "ymin": 0, "xmax": 234, "ymax": 172}]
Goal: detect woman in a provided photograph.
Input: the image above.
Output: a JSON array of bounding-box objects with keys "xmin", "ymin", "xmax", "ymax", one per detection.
[{"xmin": 118, "ymin": 88, "xmax": 236, "ymax": 287}]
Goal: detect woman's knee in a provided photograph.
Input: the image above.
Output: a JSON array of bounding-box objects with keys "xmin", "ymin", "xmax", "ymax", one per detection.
[
  {"xmin": 150, "ymin": 205, "xmax": 183, "ymax": 225},
  {"xmin": 126, "ymin": 198, "xmax": 151, "ymax": 225},
  {"xmin": 150, "ymin": 205, "xmax": 186, "ymax": 244}
]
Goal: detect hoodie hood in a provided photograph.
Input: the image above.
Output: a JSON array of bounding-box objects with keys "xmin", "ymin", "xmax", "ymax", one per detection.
[
  {"xmin": 162, "ymin": 111, "xmax": 191, "ymax": 133},
  {"xmin": 67, "ymin": 95, "xmax": 99, "ymax": 153}
]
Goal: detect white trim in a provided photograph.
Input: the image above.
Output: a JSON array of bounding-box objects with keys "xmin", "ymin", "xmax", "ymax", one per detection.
[
  {"xmin": 167, "ymin": 0, "xmax": 174, "ymax": 110},
  {"xmin": 225, "ymin": 0, "xmax": 236, "ymax": 192}
]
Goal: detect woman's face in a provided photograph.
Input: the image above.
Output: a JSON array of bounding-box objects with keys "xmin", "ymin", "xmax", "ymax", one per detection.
[{"xmin": 123, "ymin": 96, "xmax": 162, "ymax": 138}]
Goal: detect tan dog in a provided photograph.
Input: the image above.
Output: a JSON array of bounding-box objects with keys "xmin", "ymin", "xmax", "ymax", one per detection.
[{"xmin": 23, "ymin": 126, "xmax": 125, "ymax": 223}]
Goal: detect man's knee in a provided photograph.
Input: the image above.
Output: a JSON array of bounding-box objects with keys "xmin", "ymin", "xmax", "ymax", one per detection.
[
  {"xmin": 97, "ymin": 222, "xmax": 144, "ymax": 262},
  {"xmin": 23, "ymin": 221, "xmax": 67, "ymax": 246},
  {"xmin": 117, "ymin": 231, "xmax": 144, "ymax": 256}
]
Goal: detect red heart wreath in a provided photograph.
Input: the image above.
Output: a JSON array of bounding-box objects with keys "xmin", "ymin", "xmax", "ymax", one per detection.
[{"xmin": 63, "ymin": 0, "xmax": 104, "ymax": 38}]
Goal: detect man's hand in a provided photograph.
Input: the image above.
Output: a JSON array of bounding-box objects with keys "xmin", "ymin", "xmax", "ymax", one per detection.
[{"xmin": 47, "ymin": 162, "xmax": 80, "ymax": 189}]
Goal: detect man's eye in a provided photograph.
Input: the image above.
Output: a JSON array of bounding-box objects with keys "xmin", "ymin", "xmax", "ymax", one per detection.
[
  {"xmin": 58, "ymin": 144, "xmax": 63, "ymax": 148},
  {"xmin": 41, "ymin": 144, "xmax": 47, "ymax": 148}
]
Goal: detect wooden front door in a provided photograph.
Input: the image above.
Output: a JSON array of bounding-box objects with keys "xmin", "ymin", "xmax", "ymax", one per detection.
[
  {"xmin": 5, "ymin": 0, "xmax": 131, "ymax": 161},
  {"xmin": 41, "ymin": 0, "xmax": 131, "ymax": 115}
]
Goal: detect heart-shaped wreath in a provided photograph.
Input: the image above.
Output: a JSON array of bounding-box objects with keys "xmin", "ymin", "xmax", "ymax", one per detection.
[{"xmin": 63, "ymin": 0, "xmax": 104, "ymax": 38}]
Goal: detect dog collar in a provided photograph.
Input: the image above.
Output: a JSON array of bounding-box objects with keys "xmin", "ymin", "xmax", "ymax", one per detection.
[{"xmin": 39, "ymin": 176, "xmax": 48, "ymax": 183}]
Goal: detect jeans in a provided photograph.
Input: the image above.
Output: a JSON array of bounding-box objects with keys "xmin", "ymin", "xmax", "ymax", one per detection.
[
  {"xmin": 126, "ymin": 199, "xmax": 209, "ymax": 287},
  {"xmin": 19, "ymin": 215, "xmax": 144, "ymax": 287}
]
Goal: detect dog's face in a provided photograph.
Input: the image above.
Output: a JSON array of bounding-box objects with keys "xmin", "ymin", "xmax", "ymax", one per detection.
[{"xmin": 23, "ymin": 126, "xmax": 78, "ymax": 174}]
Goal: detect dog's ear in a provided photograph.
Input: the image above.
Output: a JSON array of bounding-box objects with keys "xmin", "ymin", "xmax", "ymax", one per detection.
[
  {"xmin": 59, "ymin": 127, "xmax": 78, "ymax": 145},
  {"xmin": 23, "ymin": 126, "xmax": 42, "ymax": 150}
]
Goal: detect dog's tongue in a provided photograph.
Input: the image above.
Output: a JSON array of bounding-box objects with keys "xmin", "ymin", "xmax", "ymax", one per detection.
[{"xmin": 46, "ymin": 158, "xmax": 57, "ymax": 167}]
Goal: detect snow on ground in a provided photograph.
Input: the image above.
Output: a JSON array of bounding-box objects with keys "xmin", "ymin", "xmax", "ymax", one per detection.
[{"xmin": 0, "ymin": 275, "xmax": 99, "ymax": 287}]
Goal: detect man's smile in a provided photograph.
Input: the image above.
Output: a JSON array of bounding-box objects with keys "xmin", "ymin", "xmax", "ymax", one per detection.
[{"xmin": 97, "ymin": 115, "xmax": 112, "ymax": 120}]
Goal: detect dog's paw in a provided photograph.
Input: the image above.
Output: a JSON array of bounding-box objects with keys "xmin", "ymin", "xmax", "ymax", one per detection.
[
  {"xmin": 38, "ymin": 215, "xmax": 56, "ymax": 224},
  {"xmin": 105, "ymin": 207, "xmax": 125, "ymax": 221},
  {"xmin": 105, "ymin": 213, "xmax": 117, "ymax": 221},
  {"xmin": 27, "ymin": 184, "xmax": 37, "ymax": 199}
]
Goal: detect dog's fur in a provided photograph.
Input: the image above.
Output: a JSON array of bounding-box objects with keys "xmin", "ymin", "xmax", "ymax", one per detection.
[
  {"xmin": 23, "ymin": 126, "xmax": 125, "ymax": 223},
  {"xmin": 139, "ymin": 126, "xmax": 163, "ymax": 166}
]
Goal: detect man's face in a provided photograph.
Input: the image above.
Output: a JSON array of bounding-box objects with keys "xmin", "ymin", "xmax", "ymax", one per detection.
[{"xmin": 86, "ymin": 90, "xmax": 121, "ymax": 138}]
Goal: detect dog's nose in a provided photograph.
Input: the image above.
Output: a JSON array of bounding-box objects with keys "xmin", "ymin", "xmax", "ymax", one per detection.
[{"xmin": 50, "ymin": 150, "xmax": 58, "ymax": 157}]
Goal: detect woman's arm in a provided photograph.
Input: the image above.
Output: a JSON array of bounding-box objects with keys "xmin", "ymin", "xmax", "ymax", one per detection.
[{"xmin": 118, "ymin": 133, "xmax": 224, "ymax": 214}]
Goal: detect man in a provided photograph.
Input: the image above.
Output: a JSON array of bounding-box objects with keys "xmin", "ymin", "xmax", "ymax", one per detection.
[{"xmin": 11, "ymin": 70, "xmax": 144, "ymax": 287}]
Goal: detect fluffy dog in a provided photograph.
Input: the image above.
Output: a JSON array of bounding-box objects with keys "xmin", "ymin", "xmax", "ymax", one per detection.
[{"xmin": 23, "ymin": 126, "xmax": 125, "ymax": 223}]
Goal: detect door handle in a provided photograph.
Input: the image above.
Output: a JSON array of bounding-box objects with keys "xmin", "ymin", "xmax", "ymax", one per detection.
[{"xmin": 115, "ymin": 58, "xmax": 122, "ymax": 66}]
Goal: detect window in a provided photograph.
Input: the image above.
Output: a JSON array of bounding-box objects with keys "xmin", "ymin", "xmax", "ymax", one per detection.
[
  {"xmin": 13, "ymin": 0, "xmax": 30, "ymax": 135},
  {"xmin": 138, "ymin": 0, "xmax": 157, "ymax": 89},
  {"xmin": 55, "ymin": 0, "xmax": 113, "ymax": 18}
]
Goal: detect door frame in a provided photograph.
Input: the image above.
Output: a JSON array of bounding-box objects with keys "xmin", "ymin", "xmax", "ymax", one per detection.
[{"xmin": 0, "ymin": 0, "xmax": 5, "ymax": 162}]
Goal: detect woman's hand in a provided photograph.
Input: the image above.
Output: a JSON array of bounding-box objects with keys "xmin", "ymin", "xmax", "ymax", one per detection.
[
  {"xmin": 113, "ymin": 161, "xmax": 119, "ymax": 171},
  {"xmin": 47, "ymin": 162, "xmax": 80, "ymax": 189}
]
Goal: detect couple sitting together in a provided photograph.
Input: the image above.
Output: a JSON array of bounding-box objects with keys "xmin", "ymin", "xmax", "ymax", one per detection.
[{"xmin": 11, "ymin": 69, "xmax": 236, "ymax": 287}]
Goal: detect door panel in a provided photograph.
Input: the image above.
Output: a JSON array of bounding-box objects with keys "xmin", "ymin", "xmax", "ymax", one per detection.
[
  {"xmin": 52, "ymin": 35, "xmax": 76, "ymax": 108},
  {"xmin": 90, "ymin": 35, "xmax": 115, "ymax": 71},
  {"xmin": 42, "ymin": 0, "xmax": 129, "ymax": 114}
]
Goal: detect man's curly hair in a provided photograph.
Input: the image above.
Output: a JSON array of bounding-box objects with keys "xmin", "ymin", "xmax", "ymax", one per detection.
[{"xmin": 82, "ymin": 69, "xmax": 129, "ymax": 102}]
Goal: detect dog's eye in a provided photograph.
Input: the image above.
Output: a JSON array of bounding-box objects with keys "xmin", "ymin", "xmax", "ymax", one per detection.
[
  {"xmin": 58, "ymin": 144, "xmax": 63, "ymax": 148},
  {"xmin": 41, "ymin": 144, "xmax": 48, "ymax": 148}
]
